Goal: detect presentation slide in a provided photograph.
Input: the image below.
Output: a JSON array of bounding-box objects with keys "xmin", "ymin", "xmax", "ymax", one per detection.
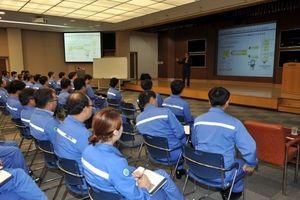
[
  {"xmin": 217, "ymin": 22, "xmax": 276, "ymax": 77},
  {"xmin": 64, "ymin": 32, "xmax": 101, "ymax": 62}
]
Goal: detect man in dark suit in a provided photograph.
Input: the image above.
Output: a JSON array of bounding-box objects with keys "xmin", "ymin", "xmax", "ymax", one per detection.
[{"xmin": 176, "ymin": 53, "xmax": 193, "ymax": 87}]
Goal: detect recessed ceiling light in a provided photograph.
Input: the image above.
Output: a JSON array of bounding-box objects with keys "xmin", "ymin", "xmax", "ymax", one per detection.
[
  {"xmin": 70, "ymin": 19, "xmax": 76, "ymax": 22},
  {"xmin": 0, "ymin": 11, "xmax": 5, "ymax": 15}
]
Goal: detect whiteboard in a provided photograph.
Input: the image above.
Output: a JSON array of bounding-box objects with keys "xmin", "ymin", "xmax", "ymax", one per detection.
[{"xmin": 93, "ymin": 57, "xmax": 128, "ymax": 79}]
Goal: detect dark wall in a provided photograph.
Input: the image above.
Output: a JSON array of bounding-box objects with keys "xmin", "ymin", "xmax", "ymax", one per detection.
[{"xmin": 158, "ymin": 9, "xmax": 300, "ymax": 84}]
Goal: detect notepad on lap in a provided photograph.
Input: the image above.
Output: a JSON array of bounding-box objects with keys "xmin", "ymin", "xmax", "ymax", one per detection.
[
  {"xmin": 0, "ymin": 169, "xmax": 13, "ymax": 186},
  {"xmin": 183, "ymin": 125, "xmax": 190, "ymax": 135},
  {"xmin": 134, "ymin": 166, "xmax": 167, "ymax": 196}
]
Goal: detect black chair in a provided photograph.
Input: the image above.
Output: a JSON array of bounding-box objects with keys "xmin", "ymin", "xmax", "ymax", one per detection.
[
  {"xmin": 14, "ymin": 118, "xmax": 34, "ymax": 157},
  {"xmin": 182, "ymin": 145, "xmax": 246, "ymax": 199},
  {"xmin": 37, "ymin": 139, "xmax": 64, "ymax": 200},
  {"xmin": 107, "ymin": 99, "xmax": 119, "ymax": 110},
  {"xmin": 57, "ymin": 158, "xmax": 89, "ymax": 200},
  {"xmin": 175, "ymin": 115, "xmax": 186, "ymax": 125},
  {"xmin": 121, "ymin": 102, "xmax": 138, "ymax": 123},
  {"xmin": 55, "ymin": 88, "xmax": 62, "ymax": 95},
  {"xmin": 117, "ymin": 123, "xmax": 143, "ymax": 166},
  {"xmin": 142, "ymin": 134, "xmax": 183, "ymax": 179},
  {"xmin": 88, "ymin": 186, "xmax": 124, "ymax": 200}
]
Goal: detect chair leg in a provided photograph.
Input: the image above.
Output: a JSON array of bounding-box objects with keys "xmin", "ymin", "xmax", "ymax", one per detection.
[
  {"xmin": 52, "ymin": 176, "xmax": 64, "ymax": 200},
  {"xmin": 134, "ymin": 144, "xmax": 143, "ymax": 167},
  {"xmin": 182, "ymin": 175, "xmax": 197, "ymax": 196},
  {"xmin": 61, "ymin": 188, "xmax": 68, "ymax": 200}
]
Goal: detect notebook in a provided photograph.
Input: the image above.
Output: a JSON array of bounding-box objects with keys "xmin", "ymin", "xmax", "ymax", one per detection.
[
  {"xmin": 0, "ymin": 169, "xmax": 13, "ymax": 186},
  {"xmin": 184, "ymin": 125, "xmax": 190, "ymax": 135},
  {"xmin": 134, "ymin": 166, "xmax": 167, "ymax": 196}
]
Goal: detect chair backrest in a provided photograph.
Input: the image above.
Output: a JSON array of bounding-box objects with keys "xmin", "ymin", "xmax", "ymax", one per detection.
[
  {"xmin": 38, "ymin": 140, "xmax": 58, "ymax": 164},
  {"xmin": 121, "ymin": 103, "xmax": 135, "ymax": 116},
  {"xmin": 142, "ymin": 134, "xmax": 171, "ymax": 159},
  {"xmin": 175, "ymin": 115, "xmax": 185, "ymax": 125},
  {"xmin": 244, "ymin": 120, "xmax": 286, "ymax": 166},
  {"xmin": 58, "ymin": 158, "xmax": 85, "ymax": 187},
  {"xmin": 120, "ymin": 123, "xmax": 135, "ymax": 142},
  {"xmin": 107, "ymin": 99, "xmax": 119, "ymax": 109},
  {"xmin": 183, "ymin": 145, "xmax": 226, "ymax": 180},
  {"xmin": 14, "ymin": 118, "xmax": 27, "ymax": 135},
  {"xmin": 88, "ymin": 186, "xmax": 124, "ymax": 200}
]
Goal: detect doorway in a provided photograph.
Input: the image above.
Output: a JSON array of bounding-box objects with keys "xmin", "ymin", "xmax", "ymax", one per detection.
[
  {"xmin": 0, "ymin": 58, "xmax": 7, "ymax": 73},
  {"xmin": 130, "ymin": 52, "xmax": 138, "ymax": 79}
]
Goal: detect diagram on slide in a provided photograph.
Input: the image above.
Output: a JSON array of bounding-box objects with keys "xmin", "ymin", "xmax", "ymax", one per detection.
[{"xmin": 217, "ymin": 22, "xmax": 276, "ymax": 77}]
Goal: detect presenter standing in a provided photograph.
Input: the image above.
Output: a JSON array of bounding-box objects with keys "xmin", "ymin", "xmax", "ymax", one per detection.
[{"xmin": 176, "ymin": 53, "xmax": 193, "ymax": 87}]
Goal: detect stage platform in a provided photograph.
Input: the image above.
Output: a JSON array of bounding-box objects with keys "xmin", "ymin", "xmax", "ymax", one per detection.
[{"xmin": 124, "ymin": 79, "xmax": 282, "ymax": 110}]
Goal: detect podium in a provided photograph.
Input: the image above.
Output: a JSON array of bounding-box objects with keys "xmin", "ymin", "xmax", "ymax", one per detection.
[{"xmin": 281, "ymin": 62, "xmax": 300, "ymax": 99}]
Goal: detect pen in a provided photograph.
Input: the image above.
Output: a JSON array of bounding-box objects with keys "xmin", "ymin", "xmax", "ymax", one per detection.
[{"xmin": 138, "ymin": 168, "xmax": 146, "ymax": 180}]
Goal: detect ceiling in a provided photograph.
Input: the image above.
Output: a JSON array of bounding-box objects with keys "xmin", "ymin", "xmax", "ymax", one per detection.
[{"xmin": 0, "ymin": 0, "xmax": 275, "ymax": 32}]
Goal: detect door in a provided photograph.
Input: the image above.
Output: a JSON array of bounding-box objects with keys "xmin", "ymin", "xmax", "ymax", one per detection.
[
  {"xmin": 130, "ymin": 52, "xmax": 138, "ymax": 79},
  {"xmin": 0, "ymin": 59, "xmax": 7, "ymax": 73}
]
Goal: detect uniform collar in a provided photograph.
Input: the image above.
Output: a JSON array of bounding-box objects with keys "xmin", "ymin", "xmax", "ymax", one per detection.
[
  {"xmin": 95, "ymin": 143, "xmax": 122, "ymax": 156},
  {"xmin": 209, "ymin": 107, "xmax": 225, "ymax": 113},
  {"xmin": 35, "ymin": 108, "xmax": 54, "ymax": 115},
  {"xmin": 22, "ymin": 106, "xmax": 35, "ymax": 110},
  {"xmin": 144, "ymin": 105, "xmax": 157, "ymax": 111},
  {"xmin": 65, "ymin": 115, "xmax": 86, "ymax": 127},
  {"xmin": 170, "ymin": 94, "xmax": 181, "ymax": 99}
]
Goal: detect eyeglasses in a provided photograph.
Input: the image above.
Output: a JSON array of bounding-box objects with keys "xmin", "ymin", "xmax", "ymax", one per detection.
[
  {"xmin": 88, "ymin": 104, "xmax": 95, "ymax": 108},
  {"xmin": 50, "ymin": 99, "xmax": 58, "ymax": 102}
]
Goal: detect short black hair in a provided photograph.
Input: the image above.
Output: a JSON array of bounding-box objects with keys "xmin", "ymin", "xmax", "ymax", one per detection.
[
  {"xmin": 9, "ymin": 80, "xmax": 26, "ymax": 94},
  {"xmin": 19, "ymin": 88, "xmax": 35, "ymax": 106},
  {"xmin": 58, "ymin": 72, "xmax": 65, "ymax": 78},
  {"xmin": 170, "ymin": 80, "xmax": 184, "ymax": 95},
  {"xmin": 33, "ymin": 74, "xmax": 41, "ymax": 82},
  {"xmin": 140, "ymin": 79, "xmax": 153, "ymax": 91},
  {"xmin": 11, "ymin": 71, "xmax": 17, "ymax": 76},
  {"xmin": 17, "ymin": 74, "xmax": 23, "ymax": 80},
  {"xmin": 39, "ymin": 76, "xmax": 48, "ymax": 85},
  {"xmin": 138, "ymin": 91, "xmax": 156, "ymax": 109},
  {"xmin": 68, "ymin": 72, "xmax": 77, "ymax": 79},
  {"xmin": 48, "ymin": 71, "xmax": 54, "ymax": 77},
  {"xmin": 208, "ymin": 87, "xmax": 230, "ymax": 107},
  {"xmin": 74, "ymin": 78, "xmax": 86, "ymax": 90},
  {"xmin": 2, "ymin": 70, "xmax": 8, "ymax": 76},
  {"xmin": 109, "ymin": 77, "xmax": 118, "ymax": 87},
  {"xmin": 66, "ymin": 92, "xmax": 89, "ymax": 115},
  {"xmin": 61, "ymin": 78, "xmax": 71, "ymax": 89},
  {"xmin": 84, "ymin": 74, "xmax": 92, "ymax": 81},
  {"xmin": 34, "ymin": 88, "xmax": 55, "ymax": 108},
  {"xmin": 26, "ymin": 74, "xmax": 34, "ymax": 81}
]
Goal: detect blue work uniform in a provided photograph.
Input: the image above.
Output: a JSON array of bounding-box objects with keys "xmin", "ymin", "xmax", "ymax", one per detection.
[
  {"xmin": 86, "ymin": 84, "xmax": 107, "ymax": 109},
  {"xmin": 82, "ymin": 143, "xmax": 185, "ymax": 200},
  {"xmin": 20, "ymin": 106, "xmax": 36, "ymax": 137},
  {"xmin": 0, "ymin": 87, "xmax": 10, "ymax": 115},
  {"xmin": 107, "ymin": 87, "xmax": 124, "ymax": 112},
  {"xmin": 30, "ymin": 109, "xmax": 60, "ymax": 144},
  {"xmin": 6, "ymin": 96, "xmax": 22, "ymax": 119},
  {"xmin": 192, "ymin": 107, "xmax": 258, "ymax": 192},
  {"xmin": 0, "ymin": 168, "xmax": 48, "ymax": 200},
  {"xmin": 56, "ymin": 78, "xmax": 62, "ymax": 89},
  {"xmin": 32, "ymin": 82, "xmax": 42, "ymax": 90},
  {"xmin": 8, "ymin": 77, "xmax": 15, "ymax": 82},
  {"xmin": 70, "ymin": 81, "xmax": 75, "ymax": 93},
  {"xmin": 49, "ymin": 78, "xmax": 57, "ymax": 89},
  {"xmin": 0, "ymin": 141, "xmax": 28, "ymax": 173},
  {"xmin": 2, "ymin": 76, "xmax": 9, "ymax": 83},
  {"xmin": 162, "ymin": 94, "xmax": 194, "ymax": 126},
  {"xmin": 54, "ymin": 115, "xmax": 92, "ymax": 177},
  {"xmin": 25, "ymin": 81, "xmax": 33, "ymax": 88},
  {"xmin": 58, "ymin": 91, "xmax": 70, "ymax": 108},
  {"xmin": 136, "ymin": 105, "xmax": 185, "ymax": 167}
]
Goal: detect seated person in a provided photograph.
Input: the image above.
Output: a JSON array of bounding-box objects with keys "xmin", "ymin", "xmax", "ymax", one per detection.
[
  {"xmin": 192, "ymin": 87, "xmax": 257, "ymax": 200},
  {"xmin": 81, "ymin": 108, "xmax": 185, "ymax": 200},
  {"xmin": 7, "ymin": 80, "xmax": 26, "ymax": 119},
  {"xmin": 2, "ymin": 70, "xmax": 10, "ymax": 83},
  {"xmin": 140, "ymin": 79, "xmax": 163, "ymax": 107},
  {"xmin": 84, "ymin": 74, "xmax": 107, "ymax": 109},
  {"xmin": 56, "ymin": 71, "xmax": 66, "ymax": 89},
  {"xmin": 57, "ymin": 78, "xmax": 71, "ymax": 109},
  {"xmin": 39, "ymin": 76, "xmax": 49, "ymax": 89},
  {"xmin": 0, "ymin": 166, "xmax": 47, "ymax": 200},
  {"xmin": 0, "ymin": 77, "xmax": 10, "ymax": 115},
  {"xmin": 107, "ymin": 77, "xmax": 130, "ymax": 113},
  {"xmin": 136, "ymin": 91, "xmax": 186, "ymax": 179},
  {"xmin": 54, "ymin": 92, "xmax": 93, "ymax": 190},
  {"xmin": 9, "ymin": 71, "xmax": 17, "ymax": 82},
  {"xmin": 30, "ymin": 88, "xmax": 60, "ymax": 144},
  {"xmin": 24, "ymin": 74, "xmax": 34, "ymax": 88},
  {"xmin": 19, "ymin": 88, "xmax": 36, "ymax": 138},
  {"xmin": 32, "ymin": 74, "xmax": 42, "ymax": 90},
  {"xmin": 162, "ymin": 80, "xmax": 194, "ymax": 126},
  {"xmin": 48, "ymin": 71, "xmax": 56, "ymax": 89},
  {"xmin": 68, "ymin": 72, "xmax": 78, "ymax": 93}
]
